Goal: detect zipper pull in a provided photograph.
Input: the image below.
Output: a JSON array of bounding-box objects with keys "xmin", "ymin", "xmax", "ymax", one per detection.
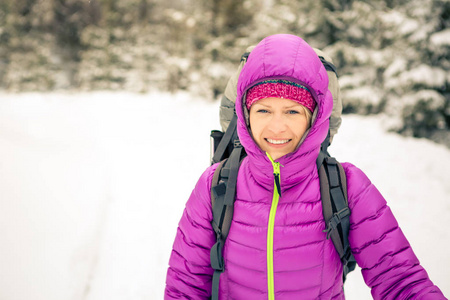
[{"xmin": 274, "ymin": 173, "xmax": 281, "ymax": 197}]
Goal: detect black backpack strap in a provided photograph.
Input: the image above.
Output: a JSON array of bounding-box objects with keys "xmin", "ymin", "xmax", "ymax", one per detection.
[
  {"xmin": 317, "ymin": 131, "xmax": 331, "ymax": 169},
  {"xmin": 344, "ymin": 252, "xmax": 357, "ymax": 282},
  {"xmin": 210, "ymin": 142, "xmax": 244, "ymax": 299},
  {"xmin": 316, "ymin": 131, "xmax": 356, "ymax": 282},
  {"xmin": 241, "ymin": 51, "xmax": 251, "ymax": 62},
  {"xmin": 318, "ymin": 56, "xmax": 339, "ymax": 77},
  {"xmin": 318, "ymin": 138, "xmax": 356, "ymax": 282},
  {"xmin": 210, "ymin": 159, "xmax": 226, "ymax": 300},
  {"xmin": 211, "ymin": 113, "xmax": 238, "ymax": 165},
  {"xmin": 320, "ymin": 158, "xmax": 350, "ymax": 254}
]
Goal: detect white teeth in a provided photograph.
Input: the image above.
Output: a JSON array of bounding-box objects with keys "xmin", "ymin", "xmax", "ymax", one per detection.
[{"xmin": 266, "ymin": 138, "xmax": 290, "ymax": 144}]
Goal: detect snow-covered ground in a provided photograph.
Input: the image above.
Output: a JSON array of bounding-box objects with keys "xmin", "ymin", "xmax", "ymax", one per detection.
[{"xmin": 0, "ymin": 91, "xmax": 449, "ymax": 300}]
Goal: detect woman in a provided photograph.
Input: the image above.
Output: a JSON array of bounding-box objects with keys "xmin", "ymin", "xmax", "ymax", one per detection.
[{"xmin": 164, "ymin": 34, "xmax": 446, "ymax": 299}]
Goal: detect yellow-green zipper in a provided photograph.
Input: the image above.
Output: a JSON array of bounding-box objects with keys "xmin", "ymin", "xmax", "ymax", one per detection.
[{"xmin": 266, "ymin": 153, "xmax": 282, "ymax": 300}]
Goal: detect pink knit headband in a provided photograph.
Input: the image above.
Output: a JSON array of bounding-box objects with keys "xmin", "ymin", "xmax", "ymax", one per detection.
[{"xmin": 245, "ymin": 80, "xmax": 316, "ymax": 112}]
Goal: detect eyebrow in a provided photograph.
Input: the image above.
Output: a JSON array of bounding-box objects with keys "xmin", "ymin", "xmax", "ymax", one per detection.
[
  {"xmin": 253, "ymin": 103, "xmax": 271, "ymax": 107},
  {"xmin": 284, "ymin": 104, "xmax": 302, "ymax": 109}
]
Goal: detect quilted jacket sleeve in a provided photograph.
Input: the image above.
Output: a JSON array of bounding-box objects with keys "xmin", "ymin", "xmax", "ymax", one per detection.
[
  {"xmin": 164, "ymin": 166, "xmax": 217, "ymax": 299},
  {"xmin": 344, "ymin": 163, "xmax": 446, "ymax": 300}
]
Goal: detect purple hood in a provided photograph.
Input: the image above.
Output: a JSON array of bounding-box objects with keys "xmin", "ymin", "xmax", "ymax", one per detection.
[{"xmin": 235, "ymin": 34, "xmax": 333, "ymax": 189}]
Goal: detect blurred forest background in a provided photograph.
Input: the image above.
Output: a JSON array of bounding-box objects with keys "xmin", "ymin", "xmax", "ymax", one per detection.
[{"xmin": 0, "ymin": 0, "xmax": 449, "ymax": 146}]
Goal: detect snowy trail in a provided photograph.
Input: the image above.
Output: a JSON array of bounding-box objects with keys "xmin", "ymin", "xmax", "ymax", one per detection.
[{"xmin": 0, "ymin": 91, "xmax": 449, "ymax": 300}]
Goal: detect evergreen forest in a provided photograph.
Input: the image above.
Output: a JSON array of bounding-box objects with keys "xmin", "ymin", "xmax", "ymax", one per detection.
[{"xmin": 1, "ymin": 0, "xmax": 449, "ymax": 145}]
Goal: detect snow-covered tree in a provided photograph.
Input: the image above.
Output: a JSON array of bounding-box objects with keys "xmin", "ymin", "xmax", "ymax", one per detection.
[{"xmin": 0, "ymin": 0, "xmax": 448, "ymax": 145}]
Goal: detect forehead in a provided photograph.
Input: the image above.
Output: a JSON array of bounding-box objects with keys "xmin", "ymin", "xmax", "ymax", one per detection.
[{"xmin": 252, "ymin": 97, "xmax": 303, "ymax": 108}]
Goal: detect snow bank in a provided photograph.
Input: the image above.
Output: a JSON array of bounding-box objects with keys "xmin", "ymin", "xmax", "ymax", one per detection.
[{"xmin": 0, "ymin": 91, "xmax": 448, "ymax": 300}]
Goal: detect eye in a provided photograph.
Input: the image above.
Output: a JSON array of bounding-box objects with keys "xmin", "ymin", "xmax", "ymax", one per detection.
[
  {"xmin": 257, "ymin": 109, "xmax": 269, "ymax": 114},
  {"xmin": 287, "ymin": 110, "xmax": 300, "ymax": 115}
]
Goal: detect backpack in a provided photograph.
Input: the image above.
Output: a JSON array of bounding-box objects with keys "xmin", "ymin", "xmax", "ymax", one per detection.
[{"xmin": 209, "ymin": 48, "xmax": 356, "ymax": 300}]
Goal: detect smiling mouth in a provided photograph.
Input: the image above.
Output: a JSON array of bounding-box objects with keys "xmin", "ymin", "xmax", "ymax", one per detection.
[{"xmin": 265, "ymin": 138, "xmax": 291, "ymax": 145}]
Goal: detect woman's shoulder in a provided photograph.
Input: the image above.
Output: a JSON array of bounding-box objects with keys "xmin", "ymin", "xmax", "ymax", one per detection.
[
  {"xmin": 189, "ymin": 163, "xmax": 221, "ymax": 199},
  {"xmin": 182, "ymin": 164, "xmax": 221, "ymax": 224},
  {"xmin": 340, "ymin": 162, "xmax": 387, "ymax": 213},
  {"xmin": 340, "ymin": 162, "xmax": 372, "ymax": 188},
  {"xmin": 199, "ymin": 163, "xmax": 220, "ymax": 186}
]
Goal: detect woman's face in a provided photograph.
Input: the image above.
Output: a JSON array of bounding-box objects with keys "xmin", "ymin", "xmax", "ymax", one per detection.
[{"xmin": 249, "ymin": 97, "xmax": 310, "ymax": 161}]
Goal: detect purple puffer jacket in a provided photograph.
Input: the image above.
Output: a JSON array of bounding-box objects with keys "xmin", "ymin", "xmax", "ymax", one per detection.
[{"xmin": 165, "ymin": 34, "xmax": 446, "ymax": 299}]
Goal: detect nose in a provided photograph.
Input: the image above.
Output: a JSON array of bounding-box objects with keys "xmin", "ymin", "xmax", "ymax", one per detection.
[{"xmin": 267, "ymin": 113, "xmax": 287, "ymax": 134}]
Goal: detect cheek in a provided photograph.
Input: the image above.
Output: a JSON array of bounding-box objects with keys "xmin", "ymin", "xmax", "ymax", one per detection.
[
  {"xmin": 249, "ymin": 113, "xmax": 261, "ymax": 132},
  {"xmin": 249, "ymin": 115, "xmax": 261, "ymax": 135},
  {"xmin": 249, "ymin": 117, "xmax": 266, "ymax": 147},
  {"xmin": 293, "ymin": 119, "xmax": 309, "ymax": 137}
]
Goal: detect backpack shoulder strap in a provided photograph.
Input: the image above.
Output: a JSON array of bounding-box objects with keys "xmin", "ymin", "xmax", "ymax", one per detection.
[
  {"xmin": 211, "ymin": 112, "xmax": 239, "ymax": 165},
  {"xmin": 319, "ymin": 155, "xmax": 356, "ymax": 281},
  {"xmin": 210, "ymin": 142, "xmax": 243, "ymax": 300},
  {"xmin": 318, "ymin": 56, "xmax": 338, "ymax": 77}
]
